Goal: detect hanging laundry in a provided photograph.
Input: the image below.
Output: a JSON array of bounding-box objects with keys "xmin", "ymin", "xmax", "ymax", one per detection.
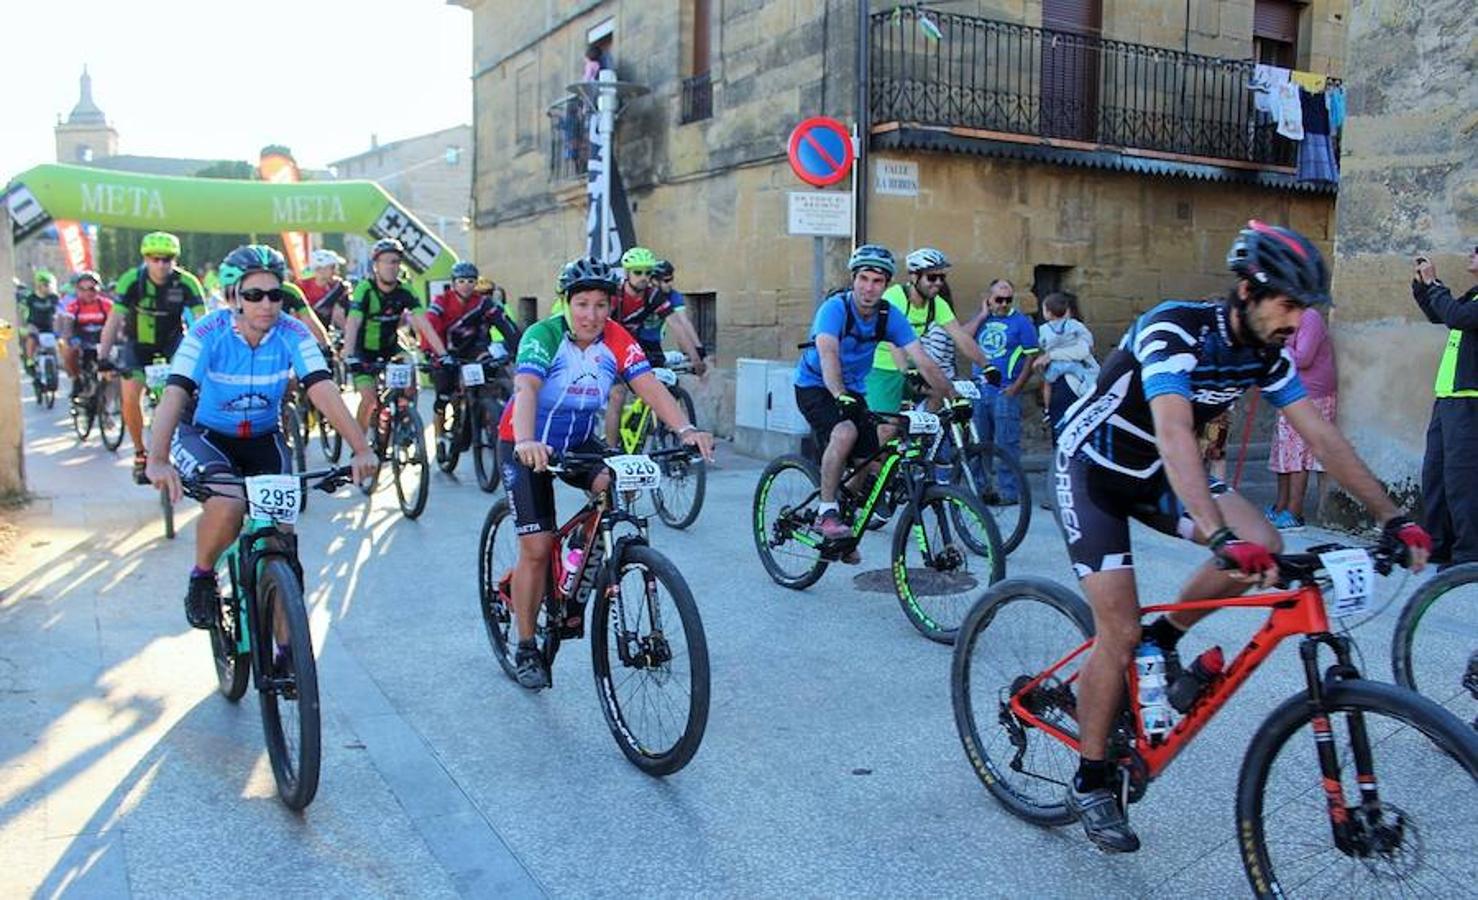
[
  {"xmin": 1275, "ymin": 80, "xmax": 1304, "ymax": 140},
  {"xmin": 1326, "ymin": 84, "xmax": 1346, "ymax": 131},
  {"xmin": 1297, "ymin": 88, "xmax": 1339, "ymax": 184},
  {"xmin": 1250, "ymin": 64, "xmax": 1291, "ymax": 115},
  {"xmin": 1290, "ymin": 70, "xmax": 1329, "ymax": 93}
]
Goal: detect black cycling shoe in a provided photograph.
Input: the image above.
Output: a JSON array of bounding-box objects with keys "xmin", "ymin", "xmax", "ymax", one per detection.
[
  {"xmin": 185, "ymin": 575, "xmax": 219, "ymax": 630},
  {"xmin": 514, "ymin": 645, "xmax": 549, "ymax": 690},
  {"xmin": 1066, "ymin": 786, "xmax": 1141, "ymax": 853}
]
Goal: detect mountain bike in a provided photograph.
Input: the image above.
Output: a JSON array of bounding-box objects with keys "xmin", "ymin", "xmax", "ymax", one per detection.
[
  {"xmin": 433, "ymin": 353, "xmax": 513, "ymax": 493},
  {"xmin": 142, "ymin": 357, "xmax": 178, "ymax": 537},
  {"xmin": 477, "ymin": 446, "xmax": 710, "ymax": 775},
  {"xmin": 753, "ymin": 408, "xmax": 1005, "ymax": 643},
  {"xmin": 357, "ymin": 358, "xmax": 430, "ymax": 519},
  {"xmin": 181, "ymin": 465, "xmax": 354, "ymax": 810},
  {"xmin": 616, "ymin": 352, "xmax": 706, "ymax": 529},
  {"xmin": 1391, "ymin": 561, "xmax": 1478, "ymax": 730},
  {"xmin": 73, "ymin": 351, "xmax": 124, "ymax": 450},
  {"xmin": 30, "ymin": 332, "xmax": 59, "ymax": 409},
  {"xmin": 951, "ymin": 542, "xmax": 1478, "ymax": 897}
]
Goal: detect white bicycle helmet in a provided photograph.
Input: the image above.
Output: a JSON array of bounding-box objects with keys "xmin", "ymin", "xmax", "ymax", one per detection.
[{"xmin": 905, "ymin": 247, "xmax": 951, "ymax": 273}]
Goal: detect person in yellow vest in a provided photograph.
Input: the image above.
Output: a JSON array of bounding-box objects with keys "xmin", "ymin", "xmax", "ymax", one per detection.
[{"xmin": 1414, "ymin": 245, "xmax": 1478, "ymax": 566}]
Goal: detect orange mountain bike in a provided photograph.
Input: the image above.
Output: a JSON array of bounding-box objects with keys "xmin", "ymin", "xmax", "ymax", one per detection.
[{"xmin": 950, "ymin": 542, "xmax": 1478, "ymax": 897}]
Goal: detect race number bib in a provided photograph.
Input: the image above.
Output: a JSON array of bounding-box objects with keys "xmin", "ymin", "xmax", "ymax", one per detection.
[
  {"xmin": 952, "ymin": 379, "xmax": 981, "ymax": 400},
  {"xmin": 37, "ymin": 332, "xmax": 58, "ymax": 350},
  {"xmin": 1319, "ymin": 548, "xmax": 1374, "ymax": 616},
  {"xmin": 605, "ymin": 454, "xmax": 661, "ymax": 492},
  {"xmin": 144, "ymin": 363, "xmax": 171, "ymax": 389},
  {"xmin": 653, "ymin": 368, "xmax": 679, "ymax": 386},
  {"xmin": 460, "ymin": 362, "xmax": 486, "ymax": 387},
  {"xmin": 385, "ymin": 362, "xmax": 413, "ymax": 389},
  {"xmin": 902, "ymin": 410, "xmax": 941, "ymax": 435},
  {"xmin": 245, "ymin": 474, "xmax": 300, "ymax": 525}
]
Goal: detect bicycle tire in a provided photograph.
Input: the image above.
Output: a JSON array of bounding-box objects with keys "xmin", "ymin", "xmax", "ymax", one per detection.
[
  {"xmin": 752, "ymin": 453, "xmax": 829, "ymax": 590},
  {"xmin": 391, "ymin": 405, "xmax": 430, "ymax": 519},
  {"xmin": 435, "ymin": 401, "xmax": 462, "ymax": 474},
  {"xmin": 256, "ymin": 558, "xmax": 322, "ymax": 811},
  {"xmin": 954, "ymin": 443, "xmax": 1031, "ymax": 555},
  {"xmin": 652, "ymin": 386, "xmax": 706, "ymax": 529},
  {"xmin": 315, "ymin": 406, "xmax": 343, "ymax": 464},
  {"xmin": 590, "ymin": 544, "xmax": 710, "ymax": 776},
  {"xmin": 1236, "ymin": 678, "xmax": 1478, "ymax": 899},
  {"xmin": 98, "ymin": 379, "xmax": 125, "ymax": 451},
  {"xmin": 951, "ymin": 577, "xmax": 1093, "ymax": 826},
  {"xmin": 71, "ymin": 398, "xmax": 93, "ymax": 440},
  {"xmin": 1391, "ymin": 561, "xmax": 1478, "ymax": 724},
  {"xmin": 211, "ymin": 561, "xmax": 250, "ymax": 701},
  {"xmin": 893, "ymin": 483, "xmax": 1005, "ymax": 643},
  {"xmin": 477, "ymin": 500, "xmax": 521, "ymax": 681},
  {"xmin": 473, "ymin": 396, "xmax": 504, "ymax": 493}
]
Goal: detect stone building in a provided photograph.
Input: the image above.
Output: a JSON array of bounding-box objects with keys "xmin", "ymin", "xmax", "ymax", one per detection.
[
  {"xmin": 329, "ymin": 125, "xmax": 475, "ymax": 266},
  {"xmin": 458, "ymin": 0, "xmax": 1348, "ymax": 435}
]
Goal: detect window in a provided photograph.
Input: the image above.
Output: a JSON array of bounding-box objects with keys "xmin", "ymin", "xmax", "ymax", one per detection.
[
  {"xmin": 1031, "ymin": 265, "xmax": 1076, "ymax": 322},
  {"xmin": 515, "ymin": 62, "xmax": 538, "ymax": 154},
  {"xmin": 685, "ymin": 292, "xmax": 717, "ymax": 356},
  {"xmin": 519, "ymin": 296, "xmax": 539, "ymax": 327},
  {"xmin": 1253, "ymin": 0, "xmax": 1299, "ymax": 68}
]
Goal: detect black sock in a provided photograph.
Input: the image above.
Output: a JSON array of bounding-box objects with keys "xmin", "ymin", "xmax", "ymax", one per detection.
[
  {"xmin": 1075, "ymin": 757, "xmax": 1110, "ymax": 793},
  {"xmin": 1144, "ymin": 615, "xmax": 1186, "ymax": 652}
]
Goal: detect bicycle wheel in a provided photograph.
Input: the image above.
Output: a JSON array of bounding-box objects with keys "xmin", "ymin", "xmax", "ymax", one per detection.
[
  {"xmin": 752, "ymin": 453, "xmax": 828, "ymax": 590},
  {"xmin": 652, "ymin": 387, "xmax": 706, "ymax": 529},
  {"xmin": 98, "ymin": 379, "xmax": 125, "ymax": 451},
  {"xmin": 954, "ymin": 443, "xmax": 1031, "ymax": 555},
  {"xmin": 390, "ymin": 405, "xmax": 430, "ymax": 519},
  {"xmin": 473, "ymin": 395, "xmax": 504, "ymax": 493},
  {"xmin": 1237, "ymin": 678, "xmax": 1478, "ymax": 898},
  {"xmin": 478, "ymin": 500, "xmax": 523, "ymax": 681},
  {"xmin": 71, "ymin": 396, "xmax": 93, "ymax": 440},
  {"xmin": 435, "ymin": 401, "xmax": 461, "ymax": 474},
  {"xmin": 1392, "ymin": 562, "xmax": 1478, "ymax": 729},
  {"xmin": 591, "ymin": 544, "xmax": 710, "ymax": 776},
  {"xmin": 256, "ymin": 559, "xmax": 322, "ymax": 811},
  {"xmin": 951, "ymin": 577, "xmax": 1093, "ymax": 826},
  {"xmin": 315, "ymin": 405, "xmax": 343, "ymax": 464},
  {"xmin": 210, "ymin": 560, "xmax": 251, "ymax": 701},
  {"xmin": 892, "ymin": 484, "xmax": 1005, "ymax": 643}
]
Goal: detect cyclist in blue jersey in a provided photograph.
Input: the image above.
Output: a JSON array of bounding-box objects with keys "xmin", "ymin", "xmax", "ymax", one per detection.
[
  {"xmin": 1053, "ymin": 221, "xmax": 1432, "ymax": 853},
  {"xmin": 145, "ymin": 245, "xmax": 376, "ymax": 629},
  {"xmin": 498, "ymin": 256, "xmax": 715, "ymax": 689}
]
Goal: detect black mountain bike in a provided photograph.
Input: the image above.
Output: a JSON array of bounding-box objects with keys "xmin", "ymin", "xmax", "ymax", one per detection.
[
  {"xmin": 30, "ymin": 333, "xmax": 59, "ymax": 408},
  {"xmin": 73, "ymin": 352, "xmax": 124, "ymax": 450},
  {"xmin": 478, "ymin": 446, "xmax": 710, "ymax": 775},
  {"xmin": 357, "ymin": 358, "xmax": 430, "ymax": 519},
  {"xmin": 433, "ymin": 353, "xmax": 513, "ymax": 492},
  {"xmin": 1392, "ymin": 561, "xmax": 1478, "ymax": 730},
  {"xmin": 753, "ymin": 408, "xmax": 1005, "ymax": 643},
  {"xmin": 182, "ymin": 465, "xmax": 353, "ymax": 810}
]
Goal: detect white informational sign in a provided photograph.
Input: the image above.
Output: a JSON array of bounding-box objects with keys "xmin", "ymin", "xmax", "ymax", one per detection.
[
  {"xmin": 1319, "ymin": 549, "xmax": 1375, "ymax": 616},
  {"xmin": 874, "ymin": 159, "xmax": 920, "ymax": 196},
  {"xmin": 787, "ymin": 191, "xmax": 853, "ymax": 237}
]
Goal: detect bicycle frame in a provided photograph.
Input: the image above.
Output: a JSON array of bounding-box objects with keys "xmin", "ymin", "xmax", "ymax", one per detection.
[
  {"xmin": 786, "ymin": 425, "xmax": 937, "ymax": 551},
  {"xmin": 1008, "ymin": 585, "xmax": 1336, "ymax": 780},
  {"xmin": 220, "ymin": 516, "xmax": 304, "ymax": 689}
]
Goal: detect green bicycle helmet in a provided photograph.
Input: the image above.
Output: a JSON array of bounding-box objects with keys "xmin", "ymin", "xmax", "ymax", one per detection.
[
  {"xmin": 620, "ymin": 246, "xmax": 658, "ymax": 272},
  {"xmin": 140, "ymin": 231, "xmax": 181, "ymax": 259},
  {"xmin": 219, "ymin": 244, "xmax": 288, "ymax": 291}
]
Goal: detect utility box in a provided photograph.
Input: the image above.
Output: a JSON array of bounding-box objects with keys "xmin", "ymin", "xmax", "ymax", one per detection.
[{"xmin": 733, "ymin": 358, "xmax": 811, "ymax": 459}]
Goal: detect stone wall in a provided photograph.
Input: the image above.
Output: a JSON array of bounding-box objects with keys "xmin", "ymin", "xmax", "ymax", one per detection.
[
  {"xmin": 1, "ymin": 229, "xmax": 26, "ymax": 496},
  {"xmin": 331, "ymin": 125, "xmax": 474, "ymax": 260}
]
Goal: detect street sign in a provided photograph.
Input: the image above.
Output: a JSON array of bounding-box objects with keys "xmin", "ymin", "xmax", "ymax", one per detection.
[
  {"xmin": 787, "ymin": 192, "xmax": 852, "ymax": 237},
  {"xmin": 787, "ymin": 117, "xmax": 854, "ymax": 187},
  {"xmin": 875, "ymin": 159, "xmax": 919, "ymax": 196}
]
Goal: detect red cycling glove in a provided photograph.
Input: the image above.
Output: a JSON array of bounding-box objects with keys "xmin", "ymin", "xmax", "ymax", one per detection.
[
  {"xmin": 1382, "ymin": 515, "xmax": 1432, "ymax": 556},
  {"xmin": 1209, "ymin": 527, "xmax": 1276, "ymax": 576}
]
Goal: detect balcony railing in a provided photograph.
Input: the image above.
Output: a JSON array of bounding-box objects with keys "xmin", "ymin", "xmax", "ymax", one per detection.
[
  {"xmin": 547, "ymin": 97, "xmax": 590, "ymax": 181},
  {"xmin": 870, "ymin": 9, "xmax": 1336, "ymax": 169},
  {"xmin": 681, "ymin": 72, "xmax": 713, "ymax": 124}
]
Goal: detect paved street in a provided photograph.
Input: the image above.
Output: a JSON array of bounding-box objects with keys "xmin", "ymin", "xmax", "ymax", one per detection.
[{"xmin": 0, "ymin": 388, "xmax": 1461, "ymax": 898}]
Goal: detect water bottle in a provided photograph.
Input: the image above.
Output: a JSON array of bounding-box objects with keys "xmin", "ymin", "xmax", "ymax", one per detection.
[
  {"xmin": 559, "ymin": 547, "xmax": 584, "ymax": 596},
  {"xmin": 1167, "ymin": 646, "xmax": 1225, "ymax": 713},
  {"xmin": 1135, "ymin": 642, "xmax": 1174, "ymax": 743}
]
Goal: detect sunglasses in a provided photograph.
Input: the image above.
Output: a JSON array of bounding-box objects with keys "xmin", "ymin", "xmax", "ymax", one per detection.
[
  {"xmin": 993, "ymin": 295, "xmax": 1015, "ymax": 304},
  {"xmin": 146, "ymin": 255, "xmax": 176, "ymax": 263},
  {"xmin": 239, "ymin": 287, "xmax": 287, "ymax": 304},
  {"xmin": 627, "ymin": 269, "xmax": 653, "ymax": 276},
  {"xmin": 921, "ymin": 273, "xmax": 948, "ymax": 284}
]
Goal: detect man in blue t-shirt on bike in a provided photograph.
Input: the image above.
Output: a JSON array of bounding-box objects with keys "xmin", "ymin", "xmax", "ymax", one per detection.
[{"xmin": 793, "ymin": 244, "xmax": 956, "ymax": 562}]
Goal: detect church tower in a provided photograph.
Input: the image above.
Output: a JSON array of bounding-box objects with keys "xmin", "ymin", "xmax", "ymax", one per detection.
[{"xmin": 54, "ymin": 67, "xmax": 118, "ymax": 164}]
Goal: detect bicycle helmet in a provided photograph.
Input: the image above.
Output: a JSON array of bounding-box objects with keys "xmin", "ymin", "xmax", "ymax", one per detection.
[
  {"xmin": 905, "ymin": 247, "xmax": 950, "ymax": 273},
  {"xmin": 75, "ymin": 269, "xmax": 101, "ymax": 286},
  {"xmin": 848, "ymin": 244, "xmax": 896, "ymax": 277},
  {"xmin": 451, "ymin": 261, "xmax": 480, "ymax": 279},
  {"xmin": 219, "ymin": 244, "xmax": 288, "ymax": 291},
  {"xmin": 653, "ymin": 260, "xmax": 675, "ymax": 280},
  {"xmin": 309, "ymin": 248, "xmax": 343, "ymax": 268},
  {"xmin": 370, "ymin": 237, "xmax": 405, "ymax": 260},
  {"xmin": 34, "ymin": 269, "xmax": 57, "ymax": 287},
  {"xmin": 557, "ymin": 256, "xmax": 619, "ymax": 295},
  {"xmin": 619, "ymin": 246, "xmax": 658, "ymax": 272},
  {"xmin": 1226, "ymin": 220, "xmax": 1330, "ymax": 307},
  {"xmin": 475, "ymin": 276, "xmax": 495, "ymax": 293},
  {"xmin": 139, "ymin": 231, "xmax": 181, "ymax": 259}
]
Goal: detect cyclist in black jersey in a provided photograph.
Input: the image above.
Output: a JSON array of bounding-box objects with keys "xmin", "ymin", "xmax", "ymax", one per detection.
[
  {"xmin": 1056, "ymin": 221, "xmax": 1433, "ymax": 853},
  {"xmin": 18, "ymin": 270, "xmax": 61, "ymax": 374}
]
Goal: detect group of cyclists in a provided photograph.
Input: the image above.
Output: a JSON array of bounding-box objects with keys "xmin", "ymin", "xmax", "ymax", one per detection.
[{"xmin": 14, "ymin": 219, "xmax": 1445, "ymax": 860}]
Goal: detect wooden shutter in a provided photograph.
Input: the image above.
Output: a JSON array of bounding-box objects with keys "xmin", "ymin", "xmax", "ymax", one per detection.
[{"xmin": 1253, "ymin": 0, "xmax": 1300, "ymax": 44}]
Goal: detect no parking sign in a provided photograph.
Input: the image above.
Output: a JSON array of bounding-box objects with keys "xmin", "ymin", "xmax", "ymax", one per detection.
[{"xmin": 787, "ymin": 117, "xmax": 855, "ymax": 187}]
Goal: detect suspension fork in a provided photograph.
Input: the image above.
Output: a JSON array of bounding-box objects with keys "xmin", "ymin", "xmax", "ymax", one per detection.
[{"xmin": 1300, "ymin": 635, "xmax": 1379, "ymax": 852}]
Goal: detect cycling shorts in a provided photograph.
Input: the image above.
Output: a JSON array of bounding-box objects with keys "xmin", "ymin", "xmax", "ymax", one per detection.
[
  {"xmin": 795, "ymin": 385, "xmax": 879, "ymax": 460},
  {"xmin": 118, "ymin": 340, "xmax": 180, "ymax": 383},
  {"xmin": 499, "ymin": 438, "xmax": 604, "ymax": 535},
  {"xmin": 1053, "ymin": 450, "xmax": 1229, "ymax": 579},
  {"xmin": 171, "ymin": 421, "xmax": 290, "ymax": 484}
]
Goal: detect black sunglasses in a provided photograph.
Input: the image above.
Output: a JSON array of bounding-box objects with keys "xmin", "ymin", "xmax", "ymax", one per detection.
[
  {"xmin": 921, "ymin": 273, "xmax": 948, "ymax": 284},
  {"xmin": 239, "ymin": 287, "xmax": 287, "ymax": 304}
]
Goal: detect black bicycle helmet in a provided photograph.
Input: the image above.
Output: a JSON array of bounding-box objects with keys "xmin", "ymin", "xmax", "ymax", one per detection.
[
  {"xmin": 557, "ymin": 257, "xmax": 619, "ymax": 295},
  {"xmin": 371, "ymin": 237, "xmax": 405, "ymax": 260},
  {"xmin": 1226, "ymin": 220, "xmax": 1330, "ymax": 307},
  {"xmin": 653, "ymin": 260, "xmax": 675, "ymax": 280}
]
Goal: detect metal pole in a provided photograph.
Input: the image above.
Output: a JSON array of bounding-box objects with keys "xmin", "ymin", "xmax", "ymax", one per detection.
[
  {"xmin": 854, "ymin": 2, "xmax": 870, "ymax": 244},
  {"xmin": 813, "ymin": 236, "xmax": 826, "ymax": 310}
]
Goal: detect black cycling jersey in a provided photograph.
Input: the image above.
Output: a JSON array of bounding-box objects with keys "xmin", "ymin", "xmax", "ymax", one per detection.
[{"xmin": 21, "ymin": 291, "xmax": 60, "ymax": 332}]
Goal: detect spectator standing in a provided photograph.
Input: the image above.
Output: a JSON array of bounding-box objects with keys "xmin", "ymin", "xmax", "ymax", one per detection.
[
  {"xmin": 1032, "ymin": 291, "xmax": 1098, "ymax": 440},
  {"xmin": 1415, "ymin": 245, "xmax": 1478, "ymax": 565},
  {"xmin": 1266, "ymin": 306, "xmax": 1337, "ymax": 529},
  {"xmin": 962, "ymin": 279, "xmax": 1039, "ymax": 505}
]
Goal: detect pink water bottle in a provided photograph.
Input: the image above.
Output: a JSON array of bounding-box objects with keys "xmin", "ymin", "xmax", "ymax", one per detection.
[{"xmin": 559, "ymin": 548, "xmax": 584, "ymax": 595}]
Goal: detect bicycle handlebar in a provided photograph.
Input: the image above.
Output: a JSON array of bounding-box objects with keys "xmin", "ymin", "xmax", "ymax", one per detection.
[
  {"xmin": 179, "ymin": 465, "xmax": 354, "ymax": 503},
  {"xmin": 545, "ymin": 445, "xmax": 699, "ymax": 475},
  {"xmin": 1218, "ymin": 540, "xmax": 1408, "ymax": 587}
]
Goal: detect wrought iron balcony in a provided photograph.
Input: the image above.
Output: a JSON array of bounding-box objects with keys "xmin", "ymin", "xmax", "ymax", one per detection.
[
  {"xmin": 681, "ymin": 72, "xmax": 713, "ymax": 124},
  {"xmin": 869, "ymin": 8, "xmax": 1337, "ymax": 172},
  {"xmin": 547, "ymin": 97, "xmax": 590, "ymax": 181}
]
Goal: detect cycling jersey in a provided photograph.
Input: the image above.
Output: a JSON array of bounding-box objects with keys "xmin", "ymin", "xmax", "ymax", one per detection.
[
  {"xmin": 1057, "ymin": 300, "xmax": 1306, "ymax": 480},
  {"xmin": 113, "ymin": 265, "xmax": 208, "ymax": 354},
  {"xmin": 348, "ymin": 278, "xmax": 423, "ymax": 357},
  {"xmin": 168, "ymin": 309, "xmax": 331, "ymax": 438},
  {"xmin": 497, "ymin": 315, "xmax": 652, "ymax": 453},
  {"xmin": 425, "ymin": 289, "xmax": 521, "ymax": 358},
  {"xmin": 297, "ymin": 276, "xmax": 350, "ymax": 322},
  {"xmin": 794, "ymin": 290, "xmax": 918, "ymax": 393},
  {"xmin": 58, "ymin": 295, "xmax": 114, "ymax": 347},
  {"xmin": 611, "ymin": 282, "xmax": 680, "ymax": 347},
  {"xmin": 20, "ymin": 291, "xmax": 60, "ymax": 332}
]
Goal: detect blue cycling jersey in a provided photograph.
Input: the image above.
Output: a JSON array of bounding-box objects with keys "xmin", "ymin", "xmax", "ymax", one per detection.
[{"xmin": 168, "ymin": 309, "xmax": 331, "ymax": 438}]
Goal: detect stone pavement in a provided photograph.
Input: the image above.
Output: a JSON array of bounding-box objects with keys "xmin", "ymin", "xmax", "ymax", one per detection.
[{"xmin": 0, "ymin": 389, "xmax": 1460, "ymax": 898}]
